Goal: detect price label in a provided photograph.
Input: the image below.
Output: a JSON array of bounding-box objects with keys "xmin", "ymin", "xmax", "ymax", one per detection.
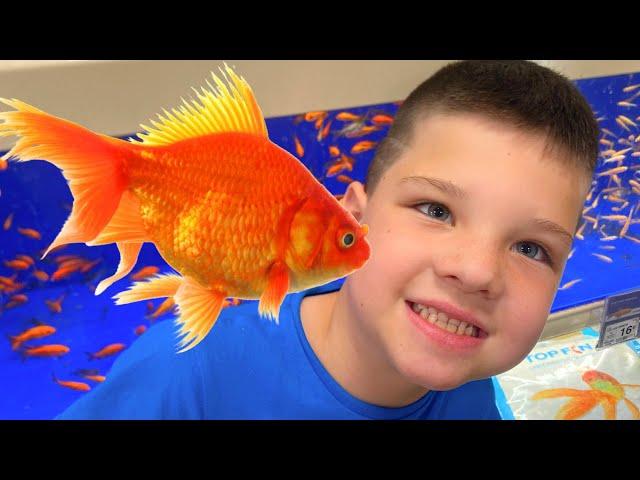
[{"xmin": 596, "ymin": 288, "xmax": 640, "ymax": 350}]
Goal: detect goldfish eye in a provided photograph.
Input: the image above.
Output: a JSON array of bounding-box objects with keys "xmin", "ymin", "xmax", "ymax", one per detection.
[{"xmin": 340, "ymin": 232, "xmax": 355, "ymax": 248}]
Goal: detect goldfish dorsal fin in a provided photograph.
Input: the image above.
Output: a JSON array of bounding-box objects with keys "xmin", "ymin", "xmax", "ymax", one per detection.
[{"xmin": 130, "ymin": 64, "xmax": 268, "ymax": 146}]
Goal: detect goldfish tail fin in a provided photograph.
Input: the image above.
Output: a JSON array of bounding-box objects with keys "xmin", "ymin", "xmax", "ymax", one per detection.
[
  {"xmin": 114, "ymin": 274, "xmax": 225, "ymax": 353},
  {"xmin": 623, "ymin": 398, "xmax": 640, "ymax": 419},
  {"xmin": 258, "ymin": 261, "xmax": 290, "ymax": 325},
  {"xmin": 0, "ymin": 98, "xmax": 136, "ymax": 258},
  {"xmin": 556, "ymin": 394, "xmax": 599, "ymax": 420},
  {"xmin": 129, "ymin": 63, "xmax": 268, "ymax": 147}
]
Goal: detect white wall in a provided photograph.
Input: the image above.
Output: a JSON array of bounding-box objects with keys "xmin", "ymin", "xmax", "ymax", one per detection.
[{"xmin": 1, "ymin": 60, "xmax": 639, "ymax": 151}]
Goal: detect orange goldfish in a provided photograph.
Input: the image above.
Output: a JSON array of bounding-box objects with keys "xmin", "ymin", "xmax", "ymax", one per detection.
[
  {"xmin": 15, "ymin": 254, "xmax": 35, "ymax": 266},
  {"xmin": 4, "ymin": 294, "xmax": 28, "ymax": 309},
  {"xmin": 3, "ymin": 259, "xmax": 31, "ymax": 270},
  {"xmin": 50, "ymin": 267, "xmax": 77, "ymax": 281},
  {"xmin": 335, "ymin": 112, "xmax": 363, "ymax": 122},
  {"xmin": 532, "ymin": 370, "xmax": 640, "ymax": 419},
  {"xmin": 343, "ymin": 125, "xmax": 381, "ymax": 138},
  {"xmin": 0, "ymin": 157, "xmax": 7, "ymax": 171},
  {"xmin": 0, "ymin": 274, "xmax": 18, "ymax": 287},
  {"xmin": 87, "ymin": 343, "xmax": 126, "ymax": 360},
  {"xmin": 317, "ymin": 120, "xmax": 332, "ymax": 142},
  {"xmin": 293, "ymin": 136, "xmax": 304, "ymax": 158},
  {"xmin": 45, "ymin": 294, "xmax": 66, "ymax": 314},
  {"xmin": 134, "ymin": 324, "xmax": 147, "ymax": 336},
  {"xmin": 326, "ymin": 162, "xmax": 350, "ymax": 177},
  {"xmin": 33, "ymin": 269, "xmax": 50, "ymax": 282},
  {"xmin": 3, "ymin": 212, "xmax": 13, "ymax": 230},
  {"xmin": 146, "ymin": 296, "xmax": 176, "ymax": 321},
  {"xmin": 304, "ymin": 111, "xmax": 327, "ymax": 122},
  {"xmin": 21, "ymin": 344, "xmax": 70, "ymax": 358},
  {"xmin": 17, "ymin": 227, "xmax": 41, "ymax": 240},
  {"xmin": 75, "ymin": 370, "xmax": 106, "ymax": 383},
  {"xmin": 351, "ymin": 141, "xmax": 378, "ymax": 154},
  {"xmin": 0, "ymin": 64, "xmax": 371, "ymax": 353},
  {"xmin": 371, "ymin": 114, "xmax": 394, "ymax": 125},
  {"xmin": 130, "ymin": 266, "xmax": 160, "ymax": 281},
  {"xmin": 336, "ymin": 174, "xmax": 355, "ymax": 184},
  {"xmin": 8, "ymin": 324, "xmax": 56, "ymax": 350},
  {"xmin": 83, "ymin": 374, "xmax": 106, "ymax": 383},
  {"xmin": 328, "ymin": 146, "xmax": 340, "ymax": 157},
  {"xmin": 52, "ymin": 374, "xmax": 91, "ymax": 392}
]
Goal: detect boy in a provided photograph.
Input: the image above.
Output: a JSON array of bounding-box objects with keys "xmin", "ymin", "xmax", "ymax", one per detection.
[{"xmin": 57, "ymin": 60, "xmax": 598, "ymax": 419}]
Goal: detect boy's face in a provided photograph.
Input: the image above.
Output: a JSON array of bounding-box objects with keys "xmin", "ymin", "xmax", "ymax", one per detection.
[{"xmin": 342, "ymin": 112, "xmax": 591, "ymax": 391}]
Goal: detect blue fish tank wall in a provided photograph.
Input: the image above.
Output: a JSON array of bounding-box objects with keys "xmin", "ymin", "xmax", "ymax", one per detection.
[{"xmin": 0, "ymin": 69, "xmax": 639, "ymax": 419}]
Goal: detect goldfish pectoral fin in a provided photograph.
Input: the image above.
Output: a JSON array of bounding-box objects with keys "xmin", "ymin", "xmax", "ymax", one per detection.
[
  {"xmin": 258, "ymin": 261, "xmax": 290, "ymax": 325},
  {"xmin": 113, "ymin": 273, "xmax": 183, "ymax": 304},
  {"xmin": 173, "ymin": 278, "xmax": 226, "ymax": 353},
  {"xmin": 623, "ymin": 398, "xmax": 640, "ymax": 419},
  {"xmin": 94, "ymin": 242, "xmax": 143, "ymax": 296},
  {"xmin": 556, "ymin": 395, "xmax": 599, "ymax": 420},
  {"xmin": 532, "ymin": 388, "xmax": 587, "ymax": 400},
  {"xmin": 86, "ymin": 191, "xmax": 149, "ymax": 246},
  {"xmin": 600, "ymin": 396, "xmax": 618, "ymax": 420}
]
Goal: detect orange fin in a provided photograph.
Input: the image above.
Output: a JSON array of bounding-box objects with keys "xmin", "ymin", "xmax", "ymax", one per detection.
[
  {"xmin": 94, "ymin": 242, "xmax": 143, "ymax": 296},
  {"xmin": 173, "ymin": 277, "xmax": 226, "ymax": 353},
  {"xmin": 129, "ymin": 64, "xmax": 267, "ymax": 147},
  {"xmin": 0, "ymin": 98, "xmax": 133, "ymax": 258},
  {"xmin": 623, "ymin": 398, "xmax": 640, "ymax": 419},
  {"xmin": 86, "ymin": 191, "xmax": 149, "ymax": 246},
  {"xmin": 599, "ymin": 396, "xmax": 618, "ymax": 420},
  {"xmin": 288, "ymin": 199, "xmax": 325, "ymax": 270},
  {"xmin": 531, "ymin": 388, "xmax": 588, "ymax": 400},
  {"xmin": 556, "ymin": 394, "xmax": 599, "ymax": 420},
  {"xmin": 113, "ymin": 275, "xmax": 225, "ymax": 353},
  {"xmin": 258, "ymin": 261, "xmax": 290, "ymax": 324}
]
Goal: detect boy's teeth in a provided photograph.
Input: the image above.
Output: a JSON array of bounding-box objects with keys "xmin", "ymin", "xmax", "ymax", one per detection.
[{"xmin": 411, "ymin": 301, "xmax": 479, "ymax": 338}]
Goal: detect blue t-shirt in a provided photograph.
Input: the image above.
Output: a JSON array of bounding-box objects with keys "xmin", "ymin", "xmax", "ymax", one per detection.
[{"xmin": 56, "ymin": 280, "xmax": 502, "ymax": 420}]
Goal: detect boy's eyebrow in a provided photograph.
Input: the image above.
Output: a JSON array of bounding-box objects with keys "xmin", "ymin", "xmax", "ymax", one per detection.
[{"xmin": 398, "ymin": 175, "xmax": 574, "ymax": 247}]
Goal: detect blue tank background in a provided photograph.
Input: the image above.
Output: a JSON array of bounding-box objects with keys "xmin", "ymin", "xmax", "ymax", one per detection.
[{"xmin": 0, "ymin": 71, "xmax": 638, "ymax": 419}]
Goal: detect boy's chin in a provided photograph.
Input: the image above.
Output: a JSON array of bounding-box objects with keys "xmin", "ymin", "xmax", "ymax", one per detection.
[{"xmin": 393, "ymin": 354, "xmax": 479, "ymax": 392}]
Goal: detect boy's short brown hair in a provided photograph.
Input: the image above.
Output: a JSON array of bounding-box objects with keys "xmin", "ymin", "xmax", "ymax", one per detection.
[{"xmin": 365, "ymin": 60, "xmax": 600, "ymax": 196}]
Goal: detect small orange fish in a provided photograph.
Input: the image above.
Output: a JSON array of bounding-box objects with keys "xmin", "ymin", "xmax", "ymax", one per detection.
[
  {"xmin": 344, "ymin": 125, "xmax": 381, "ymax": 138},
  {"xmin": 328, "ymin": 146, "xmax": 340, "ymax": 157},
  {"xmin": 22, "ymin": 344, "xmax": 70, "ymax": 358},
  {"xmin": 33, "ymin": 270, "xmax": 50, "ymax": 282},
  {"xmin": 147, "ymin": 296, "xmax": 176, "ymax": 321},
  {"xmin": 371, "ymin": 114, "xmax": 394, "ymax": 125},
  {"xmin": 54, "ymin": 254, "xmax": 83, "ymax": 264},
  {"xmin": 57, "ymin": 258, "xmax": 86, "ymax": 270},
  {"xmin": 5, "ymin": 294, "xmax": 28, "ymax": 309},
  {"xmin": 326, "ymin": 162, "xmax": 350, "ymax": 177},
  {"xmin": 134, "ymin": 324, "xmax": 147, "ymax": 336},
  {"xmin": 317, "ymin": 120, "xmax": 332, "ymax": 142},
  {"xmin": 0, "ymin": 65, "xmax": 371, "ymax": 354},
  {"xmin": 0, "ymin": 274, "xmax": 18, "ymax": 287},
  {"xmin": 9, "ymin": 324, "xmax": 56, "ymax": 350},
  {"xmin": 15, "ymin": 254, "xmax": 34, "ymax": 266},
  {"xmin": 335, "ymin": 112, "xmax": 363, "ymax": 122},
  {"xmin": 75, "ymin": 370, "xmax": 107, "ymax": 383},
  {"xmin": 130, "ymin": 266, "xmax": 160, "ymax": 281},
  {"xmin": 45, "ymin": 294, "xmax": 66, "ymax": 314},
  {"xmin": 294, "ymin": 136, "xmax": 304, "ymax": 158},
  {"xmin": 83, "ymin": 374, "xmax": 106, "ymax": 383},
  {"xmin": 17, "ymin": 227, "xmax": 42, "ymax": 240},
  {"xmin": 52, "ymin": 374, "xmax": 91, "ymax": 392},
  {"xmin": 3, "ymin": 213, "xmax": 13, "ymax": 230},
  {"xmin": 351, "ymin": 141, "xmax": 378, "ymax": 154},
  {"xmin": 3, "ymin": 259, "xmax": 30, "ymax": 271},
  {"xmin": 304, "ymin": 111, "xmax": 327, "ymax": 122},
  {"xmin": 146, "ymin": 300, "xmax": 155, "ymax": 314},
  {"xmin": 336, "ymin": 174, "xmax": 355, "ymax": 184},
  {"xmin": 79, "ymin": 259, "xmax": 101, "ymax": 273},
  {"xmin": 87, "ymin": 343, "xmax": 126, "ymax": 360},
  {"xmin": 50, "ymin": 266, "xmax": 77, "ymax": 282},
  {"xmin": 0, "ymin": 157, "xmax": 7, "ymax": 171}
]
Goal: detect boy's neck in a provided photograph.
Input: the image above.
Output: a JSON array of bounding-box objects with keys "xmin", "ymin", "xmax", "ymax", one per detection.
[{"xmin": 300, "ymin": 284, "xmax": 429, "ymax": 408}]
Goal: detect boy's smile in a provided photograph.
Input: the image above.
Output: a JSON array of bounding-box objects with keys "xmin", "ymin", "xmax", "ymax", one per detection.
[{"xmin": 301, "ymin": 112, "xmax": 592, "ymax": 407}]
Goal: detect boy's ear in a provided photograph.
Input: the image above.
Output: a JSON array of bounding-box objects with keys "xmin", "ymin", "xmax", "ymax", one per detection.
[{"xmin": 339, "ymin": 181, "xmax": 368, "ymax": 223}]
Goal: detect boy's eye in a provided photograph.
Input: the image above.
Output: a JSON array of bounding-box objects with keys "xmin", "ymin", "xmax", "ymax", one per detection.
[
  {"xmin": 413, "ymin": 201, "xmax": 555, "ymax": 267},
  {"xmin": 415, "ymin": 202, "xmax": 452, "ymax": 223},
  {"xmin": 514, "ymin": 241, "xmax": 552, "ymax": 265}
]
